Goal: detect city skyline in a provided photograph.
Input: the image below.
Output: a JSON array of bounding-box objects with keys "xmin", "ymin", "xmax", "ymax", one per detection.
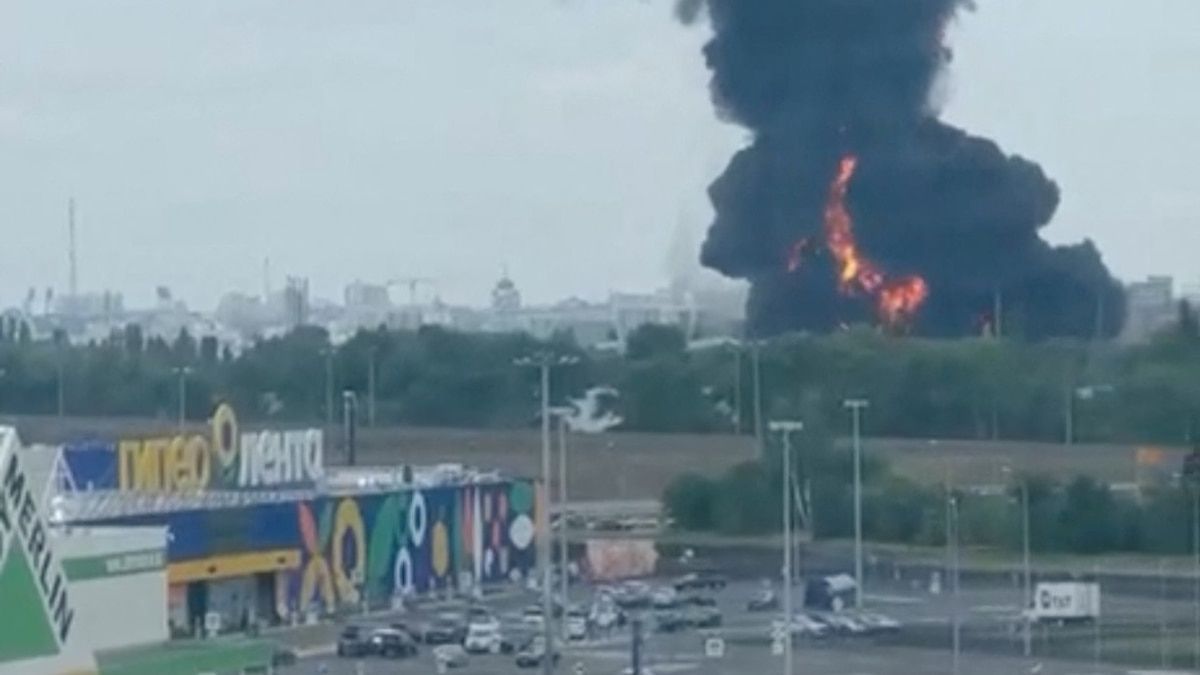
[{"xmin": 2, "ymin": 0, "xmax": 1198, "ymax": 311}]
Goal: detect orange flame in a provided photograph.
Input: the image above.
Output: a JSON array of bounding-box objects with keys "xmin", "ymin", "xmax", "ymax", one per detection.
[
  {"xmin": 813, "ymin": 153, "xmax": 929, "ymax": 327},
  {"xmin": 878, "ymin": 276, "xmax": 929, "ymax": 325}
]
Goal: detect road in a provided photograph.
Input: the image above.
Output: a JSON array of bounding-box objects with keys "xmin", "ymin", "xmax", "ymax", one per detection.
[{"xmin": 270, "ymin": 574, "xmax": 1200, "ymax": 675}]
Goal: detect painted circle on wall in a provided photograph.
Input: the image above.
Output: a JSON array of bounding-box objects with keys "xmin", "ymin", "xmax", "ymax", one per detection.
[
  {"xmin": 394, "ymin": 548, "xmax": 414, "ymax": 595},
  {"xmin": 509, "ymin": 514, "xmax": 534, "ymax": 551},
  {"xmin": 409, "ymin": 491, "xmax": 427, "ymax": 545}
]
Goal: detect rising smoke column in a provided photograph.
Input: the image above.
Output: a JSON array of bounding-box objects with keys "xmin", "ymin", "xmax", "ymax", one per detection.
[{"xmin": 680, "ymin": 0, "xmax": 1125, "ymax": 339}]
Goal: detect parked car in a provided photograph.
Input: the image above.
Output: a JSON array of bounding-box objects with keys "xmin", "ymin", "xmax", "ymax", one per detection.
[
  {"xmin": 464, "ymin": 619, "xmax": 514, "ymax": 655},
  {"xmin": 654, "ymin": 610, "xmax": 689, "ymax": 633},
  {"xmin": 686, "ymin": 606, "xmax": 723, "ymax": 629},
  {"xmin": 615, "ymin": 582, "xmax": 652, "ymax": 609},
  {"xmin": 783, "ymin": 614, "xmax": 829, "ymax": 639},
  {"xmin": 673, "ymin": 572, "xmax": 727, "ymax": 592},
  {"xmin": 433, "ymin": 644, "xmax": 470, "ymax": 669},
  {"xmin": 422, "ymin": 613, "xmax": 467, "ymax": 645},
  {"xmin": 681, "ymin": 592, "xmax": 717, "ymax": 607},
  {"xmin": 369, "ymin": 628, "xmax": 418, "ymax": 658},
  {"xmin": 521, "ymin": 605, "xmax": 546, "ymax": 629},
  {"xmin": 388, "ymin": 621, "xmax": 421, "ymax": 642},
  {"xmin": 855, "ymin": 612, "xmax": 902, "ymax": 635},
  {"xmin": 335, "ymin": 624, "xmax": 372, "ymax": 658},
  {"xmin": 564, "ymin": 609, "xmax": 589, "ymax": 641},
  {"xmin": 747, "ymin": 590, "xmax": 779, "ymax": 612},
  {"xmin": 590, "ymin": 600, "xmax": 623, "ymax": 631},
  {"xmin": 812, "ymin": 613, "xmax": 869, "ymax": 636},
  {"xmin": 651, "ymin": 587, "xmax": 680, "ymax": 610},
  {"xmin": 515, "ymin": 636, "xmax": 560, "ymax": 669}
]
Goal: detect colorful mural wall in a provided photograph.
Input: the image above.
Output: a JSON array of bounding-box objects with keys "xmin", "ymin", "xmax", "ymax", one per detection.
[{"xmin": 79, "ymin": 479, "xmax": 539, "ymax": 620}]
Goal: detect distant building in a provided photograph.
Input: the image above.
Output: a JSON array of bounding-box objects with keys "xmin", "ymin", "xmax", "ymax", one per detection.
[
  {"xmin": 344, "ymin": 281, "xmax": 390, "ymax": 310},
  {"xmin": 282, "ymin": 277, "xmax": 310, "ymax": 327},
  {"xmin": 1121, "ymin": 275, "xmax": 1177, "ymax": 344}
]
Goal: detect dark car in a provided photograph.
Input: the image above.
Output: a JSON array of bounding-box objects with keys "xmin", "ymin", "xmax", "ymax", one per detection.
[
  {"xmin": 336, "ymin": 625, "xmax": 372, "ymax": 658},
  {"xmin": 673, "ymin": 572, "xmax": 727, "ymax": 592},
  {"xmin": 370, "ymin": 628, "xmax": 419, "ymax": 658},
  {"xmin": 388, "ymin": 621, "xmax": 421, "ymax": 642},
  {"xmin": 681, "ymin": 593, "xmax": 718, "ymax": 607},
  {"xmin": 422, "ymin": 614, "xmax": 468, "ymax": 645},
  {"xmin": 514, "ymin": 636, "xmax": 560, "ymax": 669},
  {"xmin": 654, "ymin": 611, "xmax": 689, "ymax": 633}
]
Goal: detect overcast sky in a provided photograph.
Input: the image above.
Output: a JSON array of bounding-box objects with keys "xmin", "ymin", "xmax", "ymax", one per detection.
[{"xmin": 1, "ymin": 0, "xmax": 1198, "ymax": 310}]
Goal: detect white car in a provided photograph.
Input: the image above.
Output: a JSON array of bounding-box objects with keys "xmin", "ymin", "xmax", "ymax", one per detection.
[
  {"xmin": 433, "ymin": 644, "xmax": 470, "ymax": 668},
  {"xmin": 522, "ymin": 605, "xmax": 546, "ymax": 629},
  {"xmin": 650, "ymin": 587, "xmax": 678, "ymax": 609},
  {"xmin": 463, "ymin": 620, "xmax": 505, "ymax": 654},
  {"xmin": 856, "ymin": 612, "xmax": 901, "ymax": 634},
  {"xmin": 564, "ymin": 611, "xmax": 588, "ymax": 641}
]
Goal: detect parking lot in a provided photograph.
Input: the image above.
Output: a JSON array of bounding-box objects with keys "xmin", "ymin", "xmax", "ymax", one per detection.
[{"xmin": 267, "ymin": 570, "xmax": 1199, "ymax": 675}]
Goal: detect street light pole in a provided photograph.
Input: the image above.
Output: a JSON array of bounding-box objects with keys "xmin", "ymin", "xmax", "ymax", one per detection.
[
  {"xmin": 172, "ymin": 366, "xmax": 192, "ymax": 430},
  {"xmin": 752, "ymin": 342, "xmax": 764, "ymax": 457},
  {"xmin": 769, "ymin": 420, "xmax": 803, "ymax": 675},
  {"xmin": 948, "ymin": 492, "xmax": 961, "ymax": 675},
  {"xmin": 1193, "ymin": 485, "xmax": 1199, "ymax": 672},
  {"xmin": 550, "ymin": 407, "xmax": 572, "ymax": 642},
  {"xmin": 1021, "ymin": 478, "xmax": 1031, "ymax": 658},
  {"xmin": 516, "ymin": 353, "xmax": 578, "ymax": 675},
  {"xmin": 843, "ymin": 399, "xmax": 869, "ymax": 609},
  {"xmin": 367, "ymin": 347, "xmax": 377, "ymax": 428},
  {"xmin": 1004, "ymin": 465, "xmax": 1032, "ymax": 658},
  {"xmin": 322, "ymin": 348, "xmax": 334, "ymax": 433}
]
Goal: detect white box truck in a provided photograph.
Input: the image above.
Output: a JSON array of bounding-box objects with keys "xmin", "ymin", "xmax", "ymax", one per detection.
[{"xmin": 1028, "ymin": 582, "xmax": 1100, "ymax": 624}]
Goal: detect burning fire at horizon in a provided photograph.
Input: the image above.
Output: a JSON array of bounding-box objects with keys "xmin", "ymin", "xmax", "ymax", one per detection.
[
  {"xmin": 682, "ymin": 0, "xmax": 1125, "ymax": 339},
  {"xmin": 789, "ymin": 154, "xmax": 929, "ymax": 329}
]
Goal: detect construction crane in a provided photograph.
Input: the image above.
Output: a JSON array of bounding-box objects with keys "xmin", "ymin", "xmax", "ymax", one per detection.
[{"xmin": 386, "ymin": 277, "xmax": 437, "ymax": 306}]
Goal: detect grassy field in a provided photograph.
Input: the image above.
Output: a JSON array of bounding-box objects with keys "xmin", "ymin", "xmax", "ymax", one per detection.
[{"xmin": 3, "ymin": 413, "xmax": 1186, "ymax": 501}]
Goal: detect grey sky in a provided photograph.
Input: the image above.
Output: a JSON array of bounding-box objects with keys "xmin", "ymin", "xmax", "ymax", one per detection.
[{"xmin": 1, "ymin": 0, "xmax": 1197, "ymax": 310}]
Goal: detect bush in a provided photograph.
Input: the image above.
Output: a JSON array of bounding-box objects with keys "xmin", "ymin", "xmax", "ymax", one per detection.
[{"xmin": 662, "ymin": 473, "xmax": 719, "ymax": 531}]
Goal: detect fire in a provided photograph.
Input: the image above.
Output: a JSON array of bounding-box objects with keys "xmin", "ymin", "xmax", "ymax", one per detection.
[
  {"xmin": 787, "ymin": 153, "xmax": 930, "ymax": 327},
  {"xmin": 878, "ymin": 276, "xmax": 929, "ymax": 325}
]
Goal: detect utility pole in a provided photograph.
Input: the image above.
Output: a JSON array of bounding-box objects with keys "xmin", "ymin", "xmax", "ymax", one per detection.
[
  {"xmin": 844, "ymin": 399, "xmax": 868, "ymax": 609},
  {"xmin": 367, "ymin": 347, "xmax": 377, "ymax": 428},
  {"xmin": 752, "ymin": 342, "xmax": 764, "ymax": 458},
  {"xmin": 1004, "ymin": 466, "xmax": 1032, "ymax": 658},
  {"xmin": 733, "ymin": 345, "xmax": 743, "ymax": 435},
  {"xmin": 552, "ymin": 408, "xmax": 572, "ymax": 641},
  {"xmin": 770, "ymin": 420, "xmax": 803, "ymax": 675},
  {"xmin": 322, "ymin": 348, "xmax": 334, "ymax": 434},
  {"xmin": 56, "ymin": 348, "xmax": 65, "ymax": 418},
  {"xmin": 68, "ymin": 198, "xmax": 78, "ymax": 298},
  {"xmin": 343, "ymin": 390, "xmax": 358, "ymax": 466},
  {"xmin": 172, "ymin": 366, "xmax": 192, "ymax": 430},
  {"xmin": 516, "ymin": 353, "xmax": 579, "ymax": 675},
  {"xmin": 948, "ymin": 491, "xmax": 961, "ymax": 675}
]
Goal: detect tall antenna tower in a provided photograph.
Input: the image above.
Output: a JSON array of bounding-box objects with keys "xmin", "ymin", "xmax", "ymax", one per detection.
[{"xmin": 68, "ymin": 198, "xmax": 78, "ymax": 297}]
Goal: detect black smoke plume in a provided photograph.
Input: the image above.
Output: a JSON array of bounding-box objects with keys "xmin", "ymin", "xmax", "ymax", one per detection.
[{"xmin": 682, "ymin": 0, "xmax": 1125, "ymax": 339}]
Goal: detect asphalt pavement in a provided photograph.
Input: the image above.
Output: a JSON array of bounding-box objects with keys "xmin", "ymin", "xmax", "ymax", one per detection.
[{"xmin": 271, "ymin": 575, "xmax": 1200, "ymax": 675}]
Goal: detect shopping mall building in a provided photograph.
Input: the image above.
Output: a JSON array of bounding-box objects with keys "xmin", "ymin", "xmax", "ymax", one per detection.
[{"xmin": 0, "ymin": 404, "xmax": 540, "ymax": 674}]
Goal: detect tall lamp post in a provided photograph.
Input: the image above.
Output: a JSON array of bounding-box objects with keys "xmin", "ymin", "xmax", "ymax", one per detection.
[
  {"xmin": 769, "ymin": 420, "xmax": 803, "ymax": 675},
  {"xmin": 321, "ymin": 348, "xmax": 335, "ymax": 436},
  {"xmin": 843, "ymin": 399, "xmax": 868, "ymax": 609},
  {"xmin": 549, "ymin": 406, "xmax": 573, "ymax": 641},
  {"xmin": 516, "ymin": 353, "xmax": 579, "ymax": 675},
  {"xmin": 1003, "ymin": 466, "xmax": 1032, "ymax": 657},
  {"xmin": 172, "ymin": 366, "xmax": 192, "ymax": 430}
]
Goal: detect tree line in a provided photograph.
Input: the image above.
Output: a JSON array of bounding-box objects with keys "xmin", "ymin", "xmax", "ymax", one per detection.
[{"xmin": 1, "ymin": 306, "xmax": 1200, "ymax": 446}]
